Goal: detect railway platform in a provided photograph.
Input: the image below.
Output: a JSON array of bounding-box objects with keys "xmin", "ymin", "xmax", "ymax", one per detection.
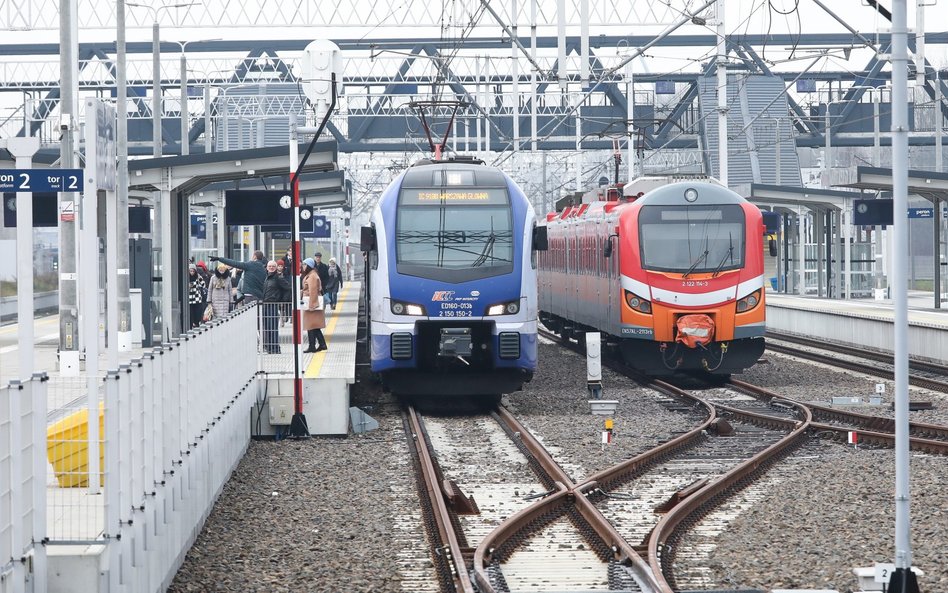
[
  {"xmin": 766, "ymin": 291, "xmax": 948, "ymax": 365},
  {"xmin": 251, "ymin": 281, "xmax": 361, "ymax": 437}
]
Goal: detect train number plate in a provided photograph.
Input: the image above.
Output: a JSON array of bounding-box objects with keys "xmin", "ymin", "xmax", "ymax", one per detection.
[{"xmin": 437, "ymin": 302, "xmax": 473, "ymax": 317}]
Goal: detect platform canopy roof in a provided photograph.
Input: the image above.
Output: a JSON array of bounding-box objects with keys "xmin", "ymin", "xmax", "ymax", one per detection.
[
  {"xmin": 840, "ymin": 166, "xmax": 948, "ymax": 203},
  {"xmin": 739, "ymin": 183, "xmax": 868, "ymax": 211}
]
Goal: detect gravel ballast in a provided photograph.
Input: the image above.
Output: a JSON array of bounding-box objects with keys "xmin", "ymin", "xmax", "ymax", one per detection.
[
  {"xmin": 167, "ymin": 411, "xmax": 429, "ymax": 593},
  {"xmin": 170, "ymin": 336, "xmax": 948, "ymax": 593}
]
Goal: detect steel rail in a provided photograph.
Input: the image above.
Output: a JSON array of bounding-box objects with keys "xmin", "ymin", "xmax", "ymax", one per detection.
[
  {"xmin": 406, "ymin": 406, "xmax": 475, "ymax": 593},
  {"xmin": 765, "ymin": 337, "xmax": 948, "ymax": 393},
  {"xmin": 472, "ymin": 407, "xmax": 666, "ymax": 592},
  {"xmin": 767, "ymin": 330, "xmax": 948, "ymax": 376},
  {"xmin": 809, "ymin": 422, "xmax": 948, "ymax": 454},
  {"xmin": 731, "ymin": 378, "xmax": 948, "ymax": 444},
  {"xmin": 645, "ymin": 399, "xmax": 813, "ymax": 589}
]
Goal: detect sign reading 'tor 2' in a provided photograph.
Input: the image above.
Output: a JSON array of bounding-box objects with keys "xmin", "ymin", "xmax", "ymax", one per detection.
[{"xmin": 0, "ymin": 169, "xmax": 85, "ymax": 192}]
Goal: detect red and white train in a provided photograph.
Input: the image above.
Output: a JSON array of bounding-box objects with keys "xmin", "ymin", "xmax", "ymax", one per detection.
[{"xmin": 538, "ymin": 176, "xmax": 766, "ymax": 375}]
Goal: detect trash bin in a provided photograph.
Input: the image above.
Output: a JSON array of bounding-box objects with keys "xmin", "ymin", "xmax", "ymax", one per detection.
[
  {"xmin": 770, "ymin": 277, "xmax": 778, "ymax": 290},
  {"xmin": 46, "ymin": 403, "xmax": 105, "ymax": 488}
]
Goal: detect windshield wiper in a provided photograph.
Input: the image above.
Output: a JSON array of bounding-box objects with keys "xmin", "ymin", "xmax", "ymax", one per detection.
[
  {"xmin": 471, "ymin": 232, "xmax": 496, "ymax": 267},
  {"xmin": 711, "ymin": 232, "xmax": 735, "ymax": 278},
  {"xmin": 683, "ymin": 238, "xmax": 710, "ymax": 278}
]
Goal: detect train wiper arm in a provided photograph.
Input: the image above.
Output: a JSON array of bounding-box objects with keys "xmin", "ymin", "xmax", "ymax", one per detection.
[
  {"xmin": 472, "ymin": 232, "xmax": 496, "ymax": 267},
  {"xmin": 682, "ymin": 250, "xmax": 709, "ymax": 278},
  {"xmin": 711, "ymin": 234, "xmax": 735, "ymax": 278}
]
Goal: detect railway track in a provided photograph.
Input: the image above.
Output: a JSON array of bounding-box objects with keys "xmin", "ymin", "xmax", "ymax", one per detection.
[
  {"xmin": 403, "ymin": 330, "xmax": 819, "ymax": 592},
  {"xmin": 766, "ymin": 330, "xmax": 948, "ymax": 393},
  {"xmin": 400, "ymin": 329, "xmax": 948, "ymax": 592}
]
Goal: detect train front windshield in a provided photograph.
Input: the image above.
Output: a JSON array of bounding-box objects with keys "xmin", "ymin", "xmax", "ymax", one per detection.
[
  {"xmin": 396, "ymin": 178, "xmax": 514, "ymax": 282},
  {"xmin": 638, "ymin": 205, "xmax": 745, "ymax": 275}
]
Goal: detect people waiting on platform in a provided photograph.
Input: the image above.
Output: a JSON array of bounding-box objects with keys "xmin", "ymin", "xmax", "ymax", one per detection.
[
  {"xmin": 195, "ymin": 260, "xmax": 210, "ymax": 285},
  {"xmin": 282, "ymin": 248, "xmax": 294, "ymax": 279},
  {"xmin": 207, "ymin": 263, "xmax": 234, "ymax": 320},
  {"xmin": 313, "ymin": 252, "xmax": 330, "ymax": 296},
  {"xmin": 211, "ymin": 250, "xmax": 266, "ymax": 304},
  {"xmin": 325, "ymin": 257, "xmax": 343, "ymax": 310},
  {"xmin": 188, "ymin": 264, "xmax": 207, "ymax": 328},
  {"xmin": 300, "ymin": 257, "xmax": 328, "ymax": 353}
]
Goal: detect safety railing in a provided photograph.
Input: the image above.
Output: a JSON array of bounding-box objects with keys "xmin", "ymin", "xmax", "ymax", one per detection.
[
  {"xmin": 100, "ymin": 303, "xmax": 258, "ymax": 592},
  {"xmin": 256, "ymin": 301, "xmax": 297, "ymax": 374},
  {"xmin": 36, "ymin": 303, "xmax": 259, "ymax": 592},
  {"xmin": 1, "ymin": 373, "xmax": 48, "ymax": 593}
]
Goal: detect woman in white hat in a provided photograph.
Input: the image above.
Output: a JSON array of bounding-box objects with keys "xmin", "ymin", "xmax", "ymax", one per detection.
[{"xmin": 300, "ymin": 257, "xmax": 327, "ymax": 352}]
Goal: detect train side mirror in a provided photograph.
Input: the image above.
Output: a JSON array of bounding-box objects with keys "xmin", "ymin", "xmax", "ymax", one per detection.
[
  {"xmin": 360, "ymin": 226, "xmax": 376, "ymax": 252},
  {"xmin": 532, "ymin": 225, "xmax": 548, "ymax": 251},
  {"xmin": 768, "ymin": 238, "xmax": 778, "ymax": 257},
  {"xmin": 603, "ymin": 237, "xmax": 613, "ymax": 258}
]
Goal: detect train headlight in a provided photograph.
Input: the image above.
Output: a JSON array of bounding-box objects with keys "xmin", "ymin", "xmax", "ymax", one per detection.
[
  {"xmin": 736, "ymin": 290, "xmax": 761, "ymax": 313},
  {"xmin": 487, "ymin": 300, "xmax": 520, "ymax": 316},
  {"xmin": 391, "ymin": 300, "xmax": 427, "ymax": 316},
  {"xmin": 684, "ymin": 188, "xmax": 699, "ymax": 202},
  {"xmin": 624, "ymin": 290, "xmax": 652, "ymax": 314}
]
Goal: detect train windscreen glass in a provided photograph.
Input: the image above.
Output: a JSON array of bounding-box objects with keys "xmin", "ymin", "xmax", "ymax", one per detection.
[
  {"xmin": 396, "ymin": 187, "xmax": 514, "ymax": 281},
  {"xmin": 638, "ymin": 204, "xmax": 745, "ymax": 274}
]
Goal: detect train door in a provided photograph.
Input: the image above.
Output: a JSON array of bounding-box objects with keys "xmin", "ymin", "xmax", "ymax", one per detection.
[{"xmin": 605, "ymin": 224, "xmax": 619, "ymax": 336}]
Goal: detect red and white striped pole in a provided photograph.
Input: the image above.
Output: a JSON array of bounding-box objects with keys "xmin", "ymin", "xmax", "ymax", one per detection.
[
  {"xmin": 286, "ymin": 75, "xmax": 336, "ymax": 438},
  {"xmin": 288, "ymin": 120, "xmax": 307, "ymax": 436}
]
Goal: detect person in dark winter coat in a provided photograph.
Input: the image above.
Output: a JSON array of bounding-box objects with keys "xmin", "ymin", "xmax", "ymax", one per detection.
[
  {"xmin": 313, "ymin": 252, "xmax": 329, "ymax": 295},
  {"xmin": 261, "ymin": 260, "xmax": 291, "ymax": 353},
  {"xmin": 324, "ymin": 257, "xmax": 343, "ymax": 310},
  {"xmin": 282, "ymin": 248, "xmax": 294, "ymax": 279},
  {"xmin": 300, "ymin": 258, "xmax": 327, "ymax": 353},
  {"xmin": 187, "ymin": 264, "xmax": 207, "ymax": 328},
  {"xmin": 210, "ymin": 250, "xmax": 266, "ymax": 303}
]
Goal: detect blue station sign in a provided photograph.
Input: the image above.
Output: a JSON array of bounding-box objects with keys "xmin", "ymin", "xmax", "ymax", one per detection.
[
  {"xmin": 908, "ymin": 207, "xmax": 934, "ymax": 219},
  {"xmin": 0, "ymin": 169, "xmax": 84, "ymax": 192}
]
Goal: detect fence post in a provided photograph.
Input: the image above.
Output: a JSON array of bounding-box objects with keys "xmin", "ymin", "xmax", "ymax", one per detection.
[
  {"xmin": 129, "ymin": 358, "xmax": 148, "ymax": 593},
  {"xmin": 104, "ymin": 370, "xmax": 121, "ymax": 593},
  {"xmin": 8, "ymin": 379, "xmax": 26, "ymax": 593},
  {"xmin": 32, "ymin": 373, "xmax": 48, "ymax": 593}
]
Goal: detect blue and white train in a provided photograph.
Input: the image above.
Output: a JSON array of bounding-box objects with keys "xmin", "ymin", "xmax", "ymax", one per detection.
[{"xmin": 360, "ymin": 157, "xmax": 547, "ymax": 397}]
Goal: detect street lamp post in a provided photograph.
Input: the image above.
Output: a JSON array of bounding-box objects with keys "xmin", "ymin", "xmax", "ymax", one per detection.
[
  {"xmin": 127, "ymin": 3, "xmax": 198, "ymax": 156},
  {"xmin": 127, "ymin": 1, "xmax": 196, "ymax": 340},
  {"xmin": 170, "ymin": 40, "xmax": 220, "ymax": 155}
]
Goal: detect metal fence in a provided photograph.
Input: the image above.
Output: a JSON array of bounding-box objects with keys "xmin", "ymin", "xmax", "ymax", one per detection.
[
  {"xmin": 4, "ymin": 303, "xmax": 259, "ymax": 593},
  {"xmin": 1, "ymin": 374, "xmax": 47, "ymax": 593},
  {"xmin": 99, "ymin": 303, "xmax": 258, "ymax": 592},
  {"xmin": 256, "ymin": 301, "xmax": 298, "ymax": 374}
]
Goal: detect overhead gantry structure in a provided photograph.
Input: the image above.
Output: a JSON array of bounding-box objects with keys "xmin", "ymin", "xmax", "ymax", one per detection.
[{"xmin": 1, "ymin": 0, "xmax": 947, "ymax": 214}]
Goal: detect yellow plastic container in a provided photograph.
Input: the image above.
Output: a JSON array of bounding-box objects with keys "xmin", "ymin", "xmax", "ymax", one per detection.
[{"xmin": 46, "ymin": 402, "xmax": 105, "ymax": 488}]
